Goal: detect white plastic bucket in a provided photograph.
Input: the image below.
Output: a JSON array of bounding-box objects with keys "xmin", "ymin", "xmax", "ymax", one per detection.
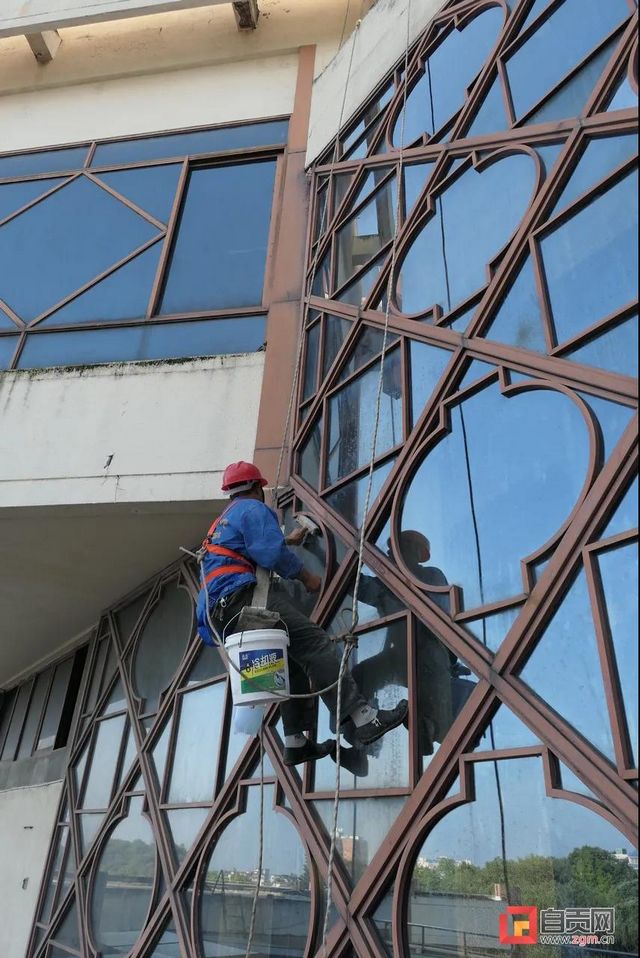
[{"xmin": 225, "ymin": 629, "xmax": 290, "ymax": 706}]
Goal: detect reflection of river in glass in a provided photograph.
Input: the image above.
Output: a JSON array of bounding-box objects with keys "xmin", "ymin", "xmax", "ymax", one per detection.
[
  {"xmin": 200, "ymin": 785, "xmax": 311, "ymax": 957},
  {"xmin": 375, "ymin": 757, "xmax": 638, "ymax": 958}
]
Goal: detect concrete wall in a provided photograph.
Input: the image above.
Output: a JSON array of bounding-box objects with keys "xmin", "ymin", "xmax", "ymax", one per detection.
[
  {"xmin": 0, "ymin": 354, "xmax": 264, "ymax": 509},
  {"xmin": 307, "ymin": 0, "xmax": 447, "ymax": 163},
  {"xmin": 0, "ymin": 781, "xmax": 63, "ymax": 958}
]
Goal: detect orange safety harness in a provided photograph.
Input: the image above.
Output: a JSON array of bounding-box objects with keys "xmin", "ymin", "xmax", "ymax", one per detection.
[{"xmin": 199, "ymin": 502, "xmax": 256, "ymax": 589}]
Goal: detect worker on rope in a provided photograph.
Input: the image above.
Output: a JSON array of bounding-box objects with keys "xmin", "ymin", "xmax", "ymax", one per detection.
[{"xmin": 196, "ymin": 461, "xmax": 408, "ymax": 767}]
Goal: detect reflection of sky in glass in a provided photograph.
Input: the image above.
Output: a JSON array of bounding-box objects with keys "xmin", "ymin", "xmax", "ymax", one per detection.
[{"xmin": 401, "ymin": 381, "xmax": 590, "ymax": 610}]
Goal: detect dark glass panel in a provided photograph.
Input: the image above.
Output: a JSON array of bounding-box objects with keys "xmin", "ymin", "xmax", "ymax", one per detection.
[
  {"xmin": 0, "ymin": 335, "xmax": 18, "ymax": 369},
  {"xmin": 504, "ymin": 0, "xmax": 629, "ymax": 120},
  {"xmin": 528, "ymin": 37, "xmax": 620, "ymax": 125},
  {"xmin": 337, "ymin": 256, "xmax": 385, "ymax": 307},
  {"xmin": 0, "ymin": 177, "xmax": 67, "ymax": 221},
  {"xmin": 565, "ymin": 316, "xmax": 638, "ymax": 379},
  {"xmin": 555, "ymin": 134, "xmax": 637, "ymax": 214},
  {"xmin": 102, "ymin": 678, "xmax": 127, "ymax": 716},
  {"xmin": 326, "ymin": 459, "xmax": 395, "ymax": 529},
  {"xmin": 200, "ymin": 785, "xmax": 311, "ymax": 957},
  {"xmin": 298, "ymin": 418, "xmax": 322, "ymax": 490},
  {"xmin": 392, "ymin": 9, "xmax": 504, "ymax": 145},
  {"xmin": 336, "ymin": 325, "xmax": 398, "ymax": 383},
  {"xmin": 0, "ymin": 176, "xmax": 159, "ymax": 321},
  {"xmin": 409, "ymin": 340, "xmax": 454, "ymax": 427},
  {"xmin": 19, "ymin": 316, "xmax": 266, "ymax": 369},
  {"xmin": 485, "ymin": 255, "xmax": 546, "ymax": 351},
  {"xmin": 604, "ymin": 477, "xmax": 638, "ymax": 539},
  {"xmin": 314, "ymin": 797, "xmax": 405, "ymax": 884},
  {"xmin": 82, "ymin": 714, "xmax": 127, "ymax": 808},
  {"xmin": 465, "ymin": 73, "xmax": 508, "ymax": 137},
  {"xmin": 326, "ymin": 350, "xmax": 402, "ymax": 484},
  {"xmin": 133, "ymin": 583, "xmax": 193, "ymax": 713},
  {"xmin": 404, "ymin": 162, "xmax": 434, "ymax": 215},
  {"xmin": 342, "ymin": 83, "xmax": 394, "ymax": 154},
  {"xmin": 329, "ymin": 565, "xmax": 402, "ymax": 636},
  {"xmin": 73, "ymin": 741, "xmax": 89, "ymax": 795},
  {"xmin": 91, "ymin": 120, "xmax": 288, "ymax": 166},
  {"xmin": 521, "ymin": 570, "xmax": 615, "ymax": 760},
  {"xmin": 396, "ymin": 154, "xmax": 536, "ymax": 316},
  {"xmin": 115, "ymin": 591, "xmax": 151, "ymax": 647},
  {"xmin": 166, "ymin": 807, "xmax": 209, "ymax": 865},
  {"xmin": 16, "ymin": 668, "xmax": 51, "ymax": 759},
  {"xmin": 79, "ymin": 813, "xmax": 105, "ymax": 856},
  {"xmin": 315, "ymin": 621, "xmax": 409, "ymax": 790},
  {"xmin": 1, "ymin": 679, "xmax": 33, "ymax": 761},
  {"xmin": 37, "ymin": 657, "xmax": 74, "ymax": 751},
  {"xmin": 0, "ymin": 688, "xmax": 17, "ymax": 754},
  {"xmin": 184, "ymin": 643, "xmax": 225, "ymax": 685},
  {"xmin": 84, "ymin": 638, "xmax": 110, "ymax": 715},
  {"xmin": 400, "ymin": 381, "xmax": 590, "ymax": 610},
  {"xmin": 407, "ymin": 757, "xmax": 638, "ymax": 958},
  {"xmin": 51, "ymin": 898, "xmax": 80, "ymax": 950},
  {"xmin": 96, "ymin": 164, "xmax": 182, "ymax": 223},
  {"xmin": 0, "ymin": 146, "xmax": 88, "ymax": 179},
  {"xmin": 336, "ymin": 177, "xmax": 398, "ymax": 289},
  {"xmin": 148, "ymin": 916, "xmax": 181, "ymax": 958},
  {"xmin": 151, "ymin": 721, "xmax": 172, "ymax": 789},
  {"xmin": 159, "ymin": 161, "xmax": 276, "ymax": 313},
  {"xmin": 302, "ymin": 322, "xmax": 320, "ymax": 401},
  {"xmin": 40, "ymin": 826, "xmax": 70, "ymax": 924},
  {"xmin": 42, "ymin": 243, "xmax": 162, "ymax": 326},
  {"xmin": 115, "ymin": 725, "xmax": 137, "ymax": 792},
  {"xmin": 167, "ymin": 683, "xmax": 225, "ymax": 803},
  {"xmin": 313, "ymin": 182, "xmax": 328, "ymax": 242},
  {"xmin": 463, "ymin": 606, "xmax": 521, "ymax": 654},
  {"xmin": 310, "ymin": 249, "xmax": 331, "ymax": 297},
  {"xmin": 322, "ymin": 314, "xmax": 352, "ymax": 379},
  {"xmin": 597, "ymin": 543, "xmax": 638, "ymax": 765},
  {"xmin": 90, "ymin": 796, "xmax": 157, "ymax": 958}
]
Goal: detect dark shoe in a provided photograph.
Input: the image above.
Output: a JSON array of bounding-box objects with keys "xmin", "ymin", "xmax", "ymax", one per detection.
[
  {"xmin": 352, "ymin": 700, "xmax": 408, "ymax": 747},
  {"xmin": 335, "ymin": 746, "xmax": 369, "ymax": 777},
  {"xmin": 283, "ymin": 738, "xmax": 336, "ymax": 767}
]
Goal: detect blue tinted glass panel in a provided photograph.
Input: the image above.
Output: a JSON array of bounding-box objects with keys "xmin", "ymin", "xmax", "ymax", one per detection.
[
  {"xmin": 598, "ymin": 543, "xmax": 638, "ymax": 765},
  {"xmin": 566, "ymin": 317, "xmax": 638, "ymax": 379},
  {"xmin": 542, "ymin": 171, "xmax": 638, "ymax": 346},
  {"xmin": 607, "ymin": 74, "xmax": 638, "ymax": 111},
  {"xmin": 0, "ymin": 146, "xmax": 88, "ymax": 179},
  {"xmin": 43, "ymin": 243, "xmax": 162, "ymax": 326},
  {"xmin": 91, "ymin": 121, "xmax": 288, "ymax": 167},
  {"xmin": 521, "ymin": 570, "xmax": 615, "ymax": 760},
  {"xmin": 555, "ymin": 134, "xmax": 637, "ymax": 214},
  {"xmin": 337, "ymin": 257, "xmax": 385, "ymax": 306},
  {"xmin": 18, "ymin": 317, "xmax": 265, "ymax": 369},
  {"xmin": 577, "ymin": 393, "xmax": 634, "ymax": 461},
  {"xmin": 486, "ymin": 256, "xmax": 547, "ymax": 351},
  {"xmin": 397, "ymin": 154, "xmax": 536, "ymax": 315},
  {"xmin": 326, "ymin": 459, "xmax": 395, "ymax": 528},
  {"xmin": 96, "ymin": 164, "xmax": 182, "ymax": 223},
  {"xmin": 505, "ymin": 0, "xmax": 629, "ymax": 120},
  {"xmin": 604, "ymin": 478, "xmax": 638, "ymax": 538},
  {"xmin": 0, "ymin": 178, "xmax": 67, "ymax": 222},
  {"xmin": 465, "ymin": 73, "xmax": 508, "ymax": 137},
  {"xmin": 336, "ymin": 178, "xmax": 398, "ymax": 289},
  {"xmin": 0, "ymin": 305, "xmax": 19, "ymax": 330},
  {"xmin": 160, "ymin": 161, "xmax": 276, "ymax": 313},
  {"xmin": 403, "ymin": 162, "xmax": 433, "ymax": 215},
  {"xmin": 521, "ymin": 0, "xmax": 554, "ymax": 32},
  {"xmin": 322, "ymin": 314, "xmax": 352, "ymax": 378},
  {"xmin": 528, "ymin": 38, "xmax": 619, "ymax": 125},
  {"xmin": 0, "ymin": 336, "xmax": 18, "ymax": 368},
  {"xmin": 393, "ymin": 8, "xmax": 504, "ymax": 145},
  {"xmin": 409, "ymin": 340, "xmax": 453, "ymax": 426},
  {"xmin": 535, "ymin": 143, "xmax": 564, "ymax": 175},
  {"xmin": 0, "ymin": 177, "xmax": 159, "ymax": 321}
]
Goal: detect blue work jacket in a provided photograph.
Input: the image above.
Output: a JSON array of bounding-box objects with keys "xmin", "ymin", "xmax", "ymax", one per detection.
[{"xmin": 196, "ymin": 498, "xmax": 303, "ymax": 644}]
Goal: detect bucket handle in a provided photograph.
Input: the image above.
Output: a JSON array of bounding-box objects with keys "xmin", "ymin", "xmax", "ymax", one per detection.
[{"xmin": 222, "ymin": 609, "xmax": 290, "ymax": 647}]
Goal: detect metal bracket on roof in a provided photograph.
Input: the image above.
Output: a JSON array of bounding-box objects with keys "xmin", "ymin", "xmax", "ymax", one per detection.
[
  {"xmin": 232, "ymin": 0, "xmax": 259, "ymax": 30},
  {"xmin": 25, "ymin": 30, "xmax": 62, "ymax": 63}
]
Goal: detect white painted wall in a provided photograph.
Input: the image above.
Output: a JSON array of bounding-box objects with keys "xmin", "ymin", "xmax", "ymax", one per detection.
[
  {"xmin": 307, "ymin": 0, "xmax": 448, "ymax": 163},
  {"xmin": 0, "ymin": 354, "xmax": 264, "ymax": 508},
  {"xmin": 0, "ymin": 781, "xmax": 63, "ymax": 958},
  {"xmin": 0, "ymin": 0, "xmax": 228, "ymax": 37}
]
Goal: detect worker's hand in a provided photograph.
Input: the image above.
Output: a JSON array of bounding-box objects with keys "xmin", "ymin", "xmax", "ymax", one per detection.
[
  {"xmin": 299, "ymin": 568, "xmax": 322, "ymax": 593},
  {"xmin": 285, "ymin": 526, "xmax": 308, "ymax": 547}
]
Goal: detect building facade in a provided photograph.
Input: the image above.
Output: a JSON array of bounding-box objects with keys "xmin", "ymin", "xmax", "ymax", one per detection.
[{"xmin": 0, "ymin": 1, "xmax": 637, "ymax": 957}]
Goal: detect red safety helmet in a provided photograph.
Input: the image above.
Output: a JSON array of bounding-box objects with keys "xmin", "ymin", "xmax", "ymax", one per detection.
[{"xmin": 221, "ymin": 461, "xmax": 268, "ymax": 493}]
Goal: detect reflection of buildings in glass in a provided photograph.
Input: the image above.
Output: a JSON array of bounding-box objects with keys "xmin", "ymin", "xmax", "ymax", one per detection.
[{"xmin": 336, "ymin": 830, "xmax": 369, "ymax": 879}]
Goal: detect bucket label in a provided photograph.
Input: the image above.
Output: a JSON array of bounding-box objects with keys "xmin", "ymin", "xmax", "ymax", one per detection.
[{"xmin": 238, "ymin": 648, "xmax": 286, "ymax": 694}]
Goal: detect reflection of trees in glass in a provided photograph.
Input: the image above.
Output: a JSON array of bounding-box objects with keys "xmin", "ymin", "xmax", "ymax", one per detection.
[
  {"xmin": 100, "ymin": 838, "xmax": 156, "ymax": 879},
  {"xmin": 412, "ymin": 846, "xmax": 638, "ymax": 951}
]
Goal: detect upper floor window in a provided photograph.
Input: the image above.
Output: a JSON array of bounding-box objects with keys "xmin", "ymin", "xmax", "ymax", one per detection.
[{"xmin": 0, "ymin": 119, "xmax": 289, "ymax": 371}]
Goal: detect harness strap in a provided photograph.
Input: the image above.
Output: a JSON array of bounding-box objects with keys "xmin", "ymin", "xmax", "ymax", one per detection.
[{"xmin": 201, "ymin": 563, "xmax": 256, "ymax": 588}]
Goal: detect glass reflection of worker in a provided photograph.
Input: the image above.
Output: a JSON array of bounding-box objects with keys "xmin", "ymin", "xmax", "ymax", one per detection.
[
  {"xmin": 196, "ymin": 462, "xmax": 408, "ymax": 768},
  {"xmin": 354, "ymin": 530, "xmax": 471, "ymax": 755}
]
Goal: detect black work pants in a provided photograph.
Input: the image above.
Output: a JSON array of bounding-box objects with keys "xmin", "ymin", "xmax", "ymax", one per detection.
[{"xmin": 216, "ymin": 580, "xmax": 366, "ymax": 736}]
